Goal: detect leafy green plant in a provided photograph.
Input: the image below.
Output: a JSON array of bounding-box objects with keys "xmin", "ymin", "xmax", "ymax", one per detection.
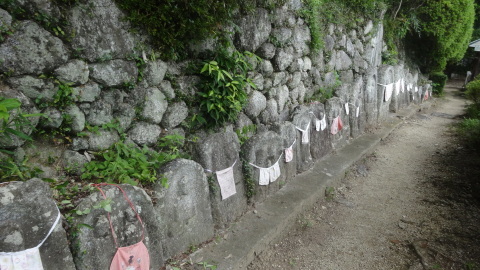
[
  {"xmin": 430, "ymin": 72, "xmax": 448, "ymax": 95},
  {"xmin": 114, "ymin": 0, "xmax": 254, "ymax": 59},
  {"xmin": 466, "ymin": 78, "xmax": 480, "ymax": 105},
  {"xmin": 299, "ymin": 0, "xmax": 323, "ymax": 53},
  {"xmin": 0, "ymin": 156, "xmax": 43, "ymax": 182},
  {"xmin": 35, "ymin": 77, "xmax": 75, "ymax": 109},
  {"xmin": 458, "ymin": 118, "xmax": 480, "ymax": 149},
  {"xmin": 235, "ymin": 124, "xmax": 257, "ymax": 145},
  {"xmin": 241, "ymin": 156, "xmax": 255, "ymax": 201},
  {"xmin": 82, "ymin": 134, "xmax": 187, "ymax": 187},
  {"xmin": 403, "ymin": 0, "xmax": 475, "ymax": 72},
  {"xmin": 0, "ymin": 18, "xmax": 14, "ymax": 42},
  {"xmin": 0, "ymin": 97, "xmax": 39, "ymax": 146},
  {"xmin": 82, "ymin": 142, "xmax": 167, "ymax": 187},
  {"xmin": 197, "ymin": 49, "xmax": 259, "ymax": 127},
  {"xmin": 325, "ymin": 186, "xmax": 335, "ymax": 201},
  {"xmin": 197, "ymin": 261, "xmax": 217, "ymax": 270}
]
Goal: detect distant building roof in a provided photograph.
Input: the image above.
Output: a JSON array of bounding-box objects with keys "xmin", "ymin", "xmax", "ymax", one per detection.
[{"xmin": 469, "ymin": 39, "xmax": 480, "ymax": 51}]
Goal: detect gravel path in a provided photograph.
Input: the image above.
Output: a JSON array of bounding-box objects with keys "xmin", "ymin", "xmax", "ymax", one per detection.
[{"xmin": 248, "ymin": 80, "xmax": 480, "ymax": 270}]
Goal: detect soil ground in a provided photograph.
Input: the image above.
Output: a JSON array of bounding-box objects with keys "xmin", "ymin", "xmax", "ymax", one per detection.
[{"xmin": 248, "ymin": 80, "xmax": 480, "ymax": 270}]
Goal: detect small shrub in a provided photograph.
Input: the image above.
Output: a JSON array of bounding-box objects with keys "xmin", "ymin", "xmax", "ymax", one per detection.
[
  {"xmin": 81, "ymin": 141, "xmax": 179, "ymax": 187},
  {"xmin": 458, "ymin": 118, "xmax": 480, "ymax": 149},
  {"xmin": 299, "ymin": 0, "xmax": 323, "ymax": 53},
  {"xmin": 466, "ymin": 79, "xmax": 480, "ymax": 105},
  {"xmin": 197, "ymin": 49, "xmax": 259, "ymax": 127},
  {"xmin": 0, "ymin": 97, "xmax": 40, "ymax": 146},
  {"xmin": 429, "ymin": 72, "xmax": 448, "ymax": 95},
  {"xmin": 114, "ymin": 0, "xmax": 254, "ymax": 59}
]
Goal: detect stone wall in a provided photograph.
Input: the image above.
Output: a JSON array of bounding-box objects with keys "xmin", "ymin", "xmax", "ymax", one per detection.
[{"xmin": 0, "ymin": 0, "xmax": 432, "ymax": 268}]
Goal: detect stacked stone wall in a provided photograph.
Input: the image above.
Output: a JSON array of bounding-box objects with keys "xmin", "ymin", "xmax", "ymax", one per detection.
[{"xmin": 0, "ymin": 0, "xmax": 432, "ymax": 267}]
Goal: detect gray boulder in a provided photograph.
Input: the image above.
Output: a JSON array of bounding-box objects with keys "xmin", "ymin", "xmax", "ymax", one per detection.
[
  {"xmin": 0, "ymin": 21, "xmax": 68, "ymax": 76},
  {"xmin": 288, "ymin": 58, "xmax": 304, "ymax": 72},
  {"xmin": 241, "ymin": 131, "xmax": 284, "ymax": 203},
  {"xmin": 288, "ymin": 71, "xmax": 302, "ymax": 89},
  {"xmin": 7, "ymin": 76, "xmax": 56, "ymax": 101},
  {"xmin": 273, "ymin": 47, "xmax": 294, "ymax": 71},
  {"xmin": 86, "ymin": 100, "xmax": 113, "ymax": 126},
  {"xmin": 176, "ymin": 76, "xmax": 200, "ymax": 96},
  {"xmin": 0, "ymin": 8, "xmax": 12, "ymax": 28},
  {"xmin": 127, "ymin": 122, "xmax": 162, "ymax": 146},
  {"xmin": 71, "ymin": 137, "xmax": 89, "ymax": 151},
  {"xmin": 307, "ymin": 103, "xmax": 332, "ymax": 160},
  {"xmin": 245, "ymin": 91, "xmax": 267, "ymax": 118},
  {"xmin": 66, "ymin": 104, "xmax": 86, "ymax": 133},
  {"xmin": 326, "ymin": 97, "xmax": 350, "ymax": 149},
  {"xmin": 256, "ymin": 43, "xmax": 276, "ymax": 60},
  {"xmin": 260, "ymin": 60, "xmax": 274, "ymax": 76},
  {"xmin": 291, "ymin": 107, "xmax": 314, "ymax": 172},
  {"xmin": 144, "ymin": 60, "xmax": 168, "ymax": 87},
  {"xmin": 271, "ymin": 122, "xmax": 298, "ymax": 184},
  {"xmin": 158, "ymin": 80, "xmax": 176, "ymax": 100},
  {"xmin": 377, "ymin": 65, "xmax": 395, "ymax": 122},
  {"xmin": 277, "ymin": 85, "xmax": 290, "ymax": 112},
  {"xmin": 54, "ymin": 60, "xmax": 89, "ymax": 86},
  {"xmin": 153, "ymin": 159, "xmax": 214, "ymax": 259},
  {"xmin": 90, "ymin": 59, "xmax": 137, "ymax": 87},
  {"xmin": 272, "ymin": 72, "xmax": 287, "ymax": 86},
  {"xmin": 113, "ymin": 103, "xmax": 136, "ymax": 131},
  {"xmin": 40, "ymin": 107, "xmax": 63, "ymax": 129},
  {"xmin": 0, "ymin": 179, "xmax": 75, "ymax": 270},
  {"xmin": 260, "ymin": 99, "xmax": 279, "ymax": 124},
  {"xmin": 194, "ymin": 131, "xmax": 247, "ymax": 229},
  {"xmin": 324, "ymin": 35, "xmax": 335, "ymax": 52},
  {"xmin": 68, "ymin": 0, "xmax": 136, "ymax": 62},
  {"xmin": 62, "ymin": 150, "xmax": 88, "ymax": 175},
  {"xmin": 72, "ymin": 82, "xmax": 101, "ymax": 103},
  {"xmin": 236, "ymin": 8, "xmax": 272, "ymax": 52},
  {"xmin": 364, "ymin": 69, "xmax": 379, "ymax": 126},
  {"xmin": 291, "ymin": 24, "xmax": 311, "ymax": 56},
  {"xmin": 250, "ymin": 72, "xmax": 264, "ymax": 91},
  {"xmin": 88, "ymin": 130, "xmax": 120, "ymax": 151},
  {"xmin": 73, "ymin": 184, "xmax": 163, "ymax": 270},
  {"xmin": 161, "ymin": 101, "xmax": 188, "ymax": 129},
  {"xmin": 271, "ymin": 28, "xmax": 292, "ymax": 46},
  {"xmin": 335, "ymin": 50, "xmax": 352, "ymax": 71},
  {"xmin": 141, "ymin": 87, "xmax": 168, "ymax": 124}
]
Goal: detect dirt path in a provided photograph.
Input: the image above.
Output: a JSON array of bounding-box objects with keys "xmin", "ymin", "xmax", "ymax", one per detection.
[{"xmin": 248, "ymin": 80, "xmax": 480, "ymax": 270}]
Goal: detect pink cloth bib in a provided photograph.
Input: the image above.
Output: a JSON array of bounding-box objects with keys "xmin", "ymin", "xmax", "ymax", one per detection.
[{"xmin": 93, "ymin": 184, "xmax": 150, "ymax": 270}]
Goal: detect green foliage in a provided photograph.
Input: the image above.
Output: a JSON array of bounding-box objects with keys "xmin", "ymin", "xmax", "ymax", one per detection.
[
  {"xmin": 197, "ymin": 261, "xmax": 217, "ymax": 270},
  {"xmin": 235, "ymin": 124, "xmax": 257, "ymax": 145},
  {"xmin": 307, "ymin": 72, "xmax": 341, "ymax": 103},
  {"xmin": 0, "ymin": 97, "xmax": 38, "ymax": 145},
  {"xmin": 0, "ymin": 97, "xmax": 43, "ymax": 182},
  {"xmin": 429, "ymin": 72, "xmax": 448, "ymax": 95},
  {"xmin": 197, "ymin": 49, "xmax": 259, "ymax": 128},
  {"xmin": 405, "ymin": 0, "xmax": 475, "ymax": 72},
  {"xmin": 82, "ymin": 134, "xmax": 187, "ymax": 187},
  {"xmin": 114, "ymin": 0, "xmax": 255, "ymax": 59},
  {"xmin": 466, "ymin": 78, "xmax": 480, "ymax": 105},
  {"xmin": 81, "ymin": 141, "xmax": 171, "ymax": 187},
  {"xmin": 299, "ymin": 0, "xmax": 323, "ymax": 53},
  {"xmin": 0, "ymin": 0, "xmax": 73, "ymax": 41},
  {"xmin": 458, "ymin": 118, "xmax": 480, "ymax": 148},
  {"xmin": 0, "ymin": 156, "xmax": 42, "ymax": 182},
  {"xmin": 241, "ymin": 157, "xmax": 255, "ymax": 201},
  {"xmin": 0, "ymin": 17, "xmax": 14, "ymax": 43},
  {"xmin": 458, "ymin": 78, "xmax": 480, "ymax": 149}
]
